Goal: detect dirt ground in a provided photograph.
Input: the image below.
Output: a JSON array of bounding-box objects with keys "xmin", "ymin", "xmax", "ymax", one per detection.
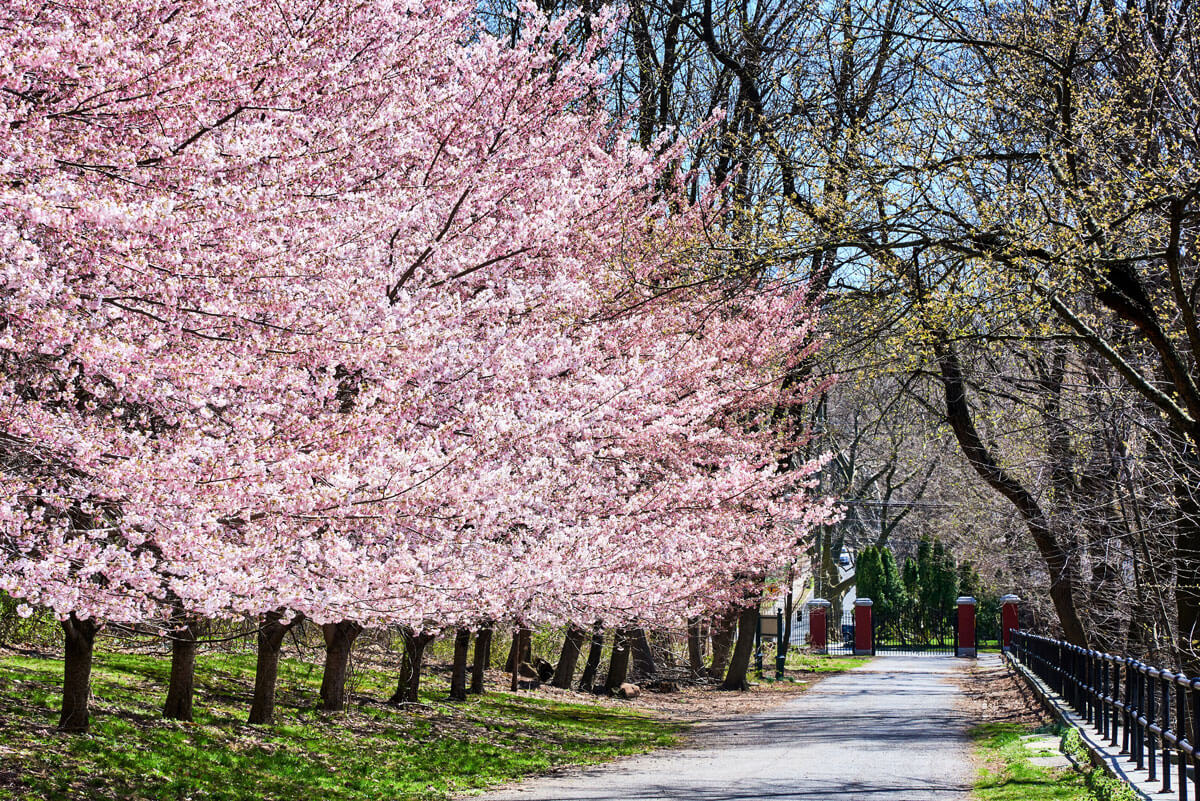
[{"xmin": 954, "ymin": 655, "xmax": 1048, "ymax": 726}]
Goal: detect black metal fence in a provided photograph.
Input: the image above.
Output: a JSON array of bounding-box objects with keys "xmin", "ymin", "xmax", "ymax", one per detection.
[{"xmin": 1011, "ymin": 630, "xmax": 1200, "ymax": 801}]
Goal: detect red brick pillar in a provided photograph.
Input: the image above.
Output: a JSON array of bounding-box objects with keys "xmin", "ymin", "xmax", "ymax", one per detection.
[
  {"xmin": 853, "ymin": 599, "xmax": 873, "ymax": 656},
  {"xmin": 1000, "ymin": 594, "xmax": 1020, "ymax": 651},
  {"xmin": 807, "ymin": 599, "xmax": 830, "ymax": 654},
  {"xmin": 956, "ymin": 596, "xmax": 977, "ymax": 658}
]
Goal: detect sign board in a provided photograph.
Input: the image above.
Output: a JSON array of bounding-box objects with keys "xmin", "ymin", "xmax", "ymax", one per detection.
[{"xmin": 759, "ymin": 614, "xmax": 780, "ymax": 637}]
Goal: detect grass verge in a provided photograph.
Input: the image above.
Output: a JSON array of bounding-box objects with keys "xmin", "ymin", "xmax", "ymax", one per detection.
[
  {"xmin": 1060, "ymin": 729, "xmax": 1139, "ymax": 801},
  {"xmin": 971, "ymin": 722, "xmax": 1089, "ymax": 800},
  {"xmin": 0, "ymin": 649, "xmax": 678, "ymax": 801},
  {"xmin": 783, "ymin": 652, "xmax": 870, "ymax": 673}
]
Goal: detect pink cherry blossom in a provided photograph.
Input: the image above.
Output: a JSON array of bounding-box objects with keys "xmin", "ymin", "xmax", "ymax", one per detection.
[{"xmin": 0, "ymin": 0, "xmax": 835, "ymax": 632}]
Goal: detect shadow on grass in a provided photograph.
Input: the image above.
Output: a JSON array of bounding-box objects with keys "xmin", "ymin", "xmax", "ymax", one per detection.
[{"xmin": 0, "ymin": 650, "xmax": 680, "ymax": 801}]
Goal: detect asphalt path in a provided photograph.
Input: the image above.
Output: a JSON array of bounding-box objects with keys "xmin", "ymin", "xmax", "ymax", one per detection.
[{"xmin": 471, "ymin": 655, "xmax": 973, "ymax": 801}]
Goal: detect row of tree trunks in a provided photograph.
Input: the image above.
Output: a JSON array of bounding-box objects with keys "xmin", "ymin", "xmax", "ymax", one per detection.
[{"xmin": 58, "ymin": 608, "xmax": 765, "ymax": 734}]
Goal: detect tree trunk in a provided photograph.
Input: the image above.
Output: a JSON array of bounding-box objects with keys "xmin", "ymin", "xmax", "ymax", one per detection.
[
  {"xmin": 1170, "ymin": 445, "xmax": 1200, "ymax": 670},
  {"xmin": 709, "ymin": 608, "xmax": 737, "ymax": 678},
  {"xmin": 628, "ymin": 626, "xmax": 657, "ymax": 682},
  {"xmin": 390, "ymin": 627, "xmax": 416, "ymax": 703},
  {"xmin": 578, "ymin": 623, "xmax": 604, "ymax": 691},
  {"xmin": 448, "ymin": 628, "xmax": 471, "ymax": 701},
  {"xmin": 686, "ymin": 617, "xmax": 705, "ymax": 678},
  {"xmin": 934, "ymin": 339, "xmax": 1089, "ymax": 646},
  {"xmin": 504, "ymin": 632, "xmax": 518, "ymax": 673},
  {"xmin": 319, "ymin": 620, "xmax": 362, "ymax": 712},
  {"xmin": 721, "ymin": 604, "xmax": 760, "ymax": 691},
  {"xmin": 248, "ymin": 610, "xmax": 301, "ymax": 725},
  {"xmin": 504, "ymin": 624, "xmax": 531, "ymax": 673},
  {"xmin": 163, "ymin": 615, "xmax": 203, "ymax": 721},
  {"xmin": 551, "ymin": 624, "xmax": 586, "ymax": 689},
  {"xmin": 388, "ymin": 627, "xmax": 432, "ymax": 704},
  {"xmin": 603, "ymin": 627, "xmax": 632, "ymax": 694},
  {"xmin": 470, "ymin": 625, "xmax": 492, "ymax": 695},
  {"xmin": 58, "ymin": 614, "xmax": 100, "ymax": 733},
  {"xmin": 509, "ymin": 627, "xmax": 531, "ymax": 691}
]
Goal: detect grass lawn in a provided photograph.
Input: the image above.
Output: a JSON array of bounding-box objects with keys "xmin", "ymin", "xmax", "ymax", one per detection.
[
  {"xmin": 971, "ymin": 722, "xmax": 1089, "ymax": 801},
  {"xmin": 783, "ymin": 652, "xmax": 871, "ymax": 673},
  {"xmin": 0, "ymin": 648, "xmax": 680, "ymax": 801}
]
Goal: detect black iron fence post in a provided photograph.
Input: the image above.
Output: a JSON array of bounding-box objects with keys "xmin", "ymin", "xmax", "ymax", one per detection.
[
  {"xmin": 754, "ymin": 614, "xmax": 763, "ymax": 678},
  {"xmin": 775, "ymin": 610, "xmax": 785, "ymax": 680}
]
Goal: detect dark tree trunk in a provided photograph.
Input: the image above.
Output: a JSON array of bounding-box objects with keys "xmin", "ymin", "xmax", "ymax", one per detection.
[
  {"xmin": 389, "ymin": 627, "xmax": 416, "ymax": 703},
  {"xmin": 509, "ymin": 627, "xmax": 531, "ymax": 691},
  {"xmin": 504, "ymin": 633, "xmax": 518, "ymax": 673},
  {"xmin": 504, "ymin": 625, "xmax": 532, "ymax": 673},
  {"xmin": 58, "ymin": 614, "xmax": 100, "ymax": 733},
  {"xmin": 163, "ymin": 615, "xmax": 203, "ymax": 721},
  {"xmin": 388, "ymin": 627, "xmax": 432, "ymax": 704},
  {"xmin": 628, "ymin": 627, "xmax": 657, "ymax": 682},
  {"xmin": 686, "ymin": 617, "xmax": 705, "ymax": 678},
  {"xmin": 248, "ymin": 610, "xmax": 301, "ymax": 724},
  {"xmin": 709, "ymin": 608, "xmax": 737, "ymax": 678},
  {"xmin": 407, "ymin": 631, "xmax": 434, "ymax": 702},
  {"xmin": 721, "ymin": 604, "xmax": 760, "ymax": 691},
  {"xmin": 934, "ymin": 339, "xmax": 1089, "ymax": 646},
  {"xmin": 448, "ymin": 628, "xmax": 471, "ymax": 701},
  {"xmin": 603, "ymin": 627, "xmax": 632, "ymax": 694},
  {"xmin": 578, "ymin": 623, "xmax": 604, "ymax": 691},
  {"xmin": 319, "ymin": 620, "xmax": 363, "ymax": 711},
  {"xmin": 470, "ymin": 625, "xmax": 492, "ymax": 695},
  {"xmin": 551, "ymin": 624, "xmax": 586, "ymax": 689}
]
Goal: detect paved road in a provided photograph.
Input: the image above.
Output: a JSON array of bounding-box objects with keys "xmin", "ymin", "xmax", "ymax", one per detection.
[{"xmin": 472, "ymin": 655, "xmax": 973, "ymax": 801}]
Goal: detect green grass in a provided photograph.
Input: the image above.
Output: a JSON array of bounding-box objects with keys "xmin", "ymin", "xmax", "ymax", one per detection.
[
  {"xmin": 971, "ymin": 722, "xmax": 1089, "ymax": 800},
  {"xmin": 783, "ymin": 652, "xmax": 871, "ymax": 673},
  {"xmin": 0, "ymin": 648, "xmax": 680, "ymax": 801},
  {"xmin": 1060, "ymin": 729, "xmax": 1139, "ymax": 801}
]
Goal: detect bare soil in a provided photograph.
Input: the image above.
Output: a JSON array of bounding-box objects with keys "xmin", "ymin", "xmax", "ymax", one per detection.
[{"xmin": 955, "ymin": 656, "xmax": 1048, "ymax": 726}]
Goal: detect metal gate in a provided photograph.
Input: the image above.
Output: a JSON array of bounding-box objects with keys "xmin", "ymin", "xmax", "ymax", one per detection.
[
  {"xmin": 804, "ymin": 600, "xmax": 999, "ymax": 655},
  {"xmin": 872, "ymin": 606, "xmax": 956, "ymax": 654},
  {"xmin": 810, "ymin": 607, "xmax": 858, "ymax": 655}
]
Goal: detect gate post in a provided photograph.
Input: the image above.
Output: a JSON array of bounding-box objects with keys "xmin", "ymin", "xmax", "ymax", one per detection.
[
  {"xmin": 956, "ymin": 596, "xmax": 977, "ymax": 658},
  {"xmin": 807, "ymin": 599, "xmax": 830, "ymax": 654},
  {"xmin": 853, "ymin": 599, "xmax": 873, "ymax": 656},
  {"xmin": 1000, "ymin": 594, "xmax": 1020, "ymax": 651}
]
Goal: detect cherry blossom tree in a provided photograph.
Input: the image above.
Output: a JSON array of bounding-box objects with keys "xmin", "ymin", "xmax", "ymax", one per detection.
[{"xmin": 1, "ymin": 0, "xmax": 833, "ymax": 731}]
